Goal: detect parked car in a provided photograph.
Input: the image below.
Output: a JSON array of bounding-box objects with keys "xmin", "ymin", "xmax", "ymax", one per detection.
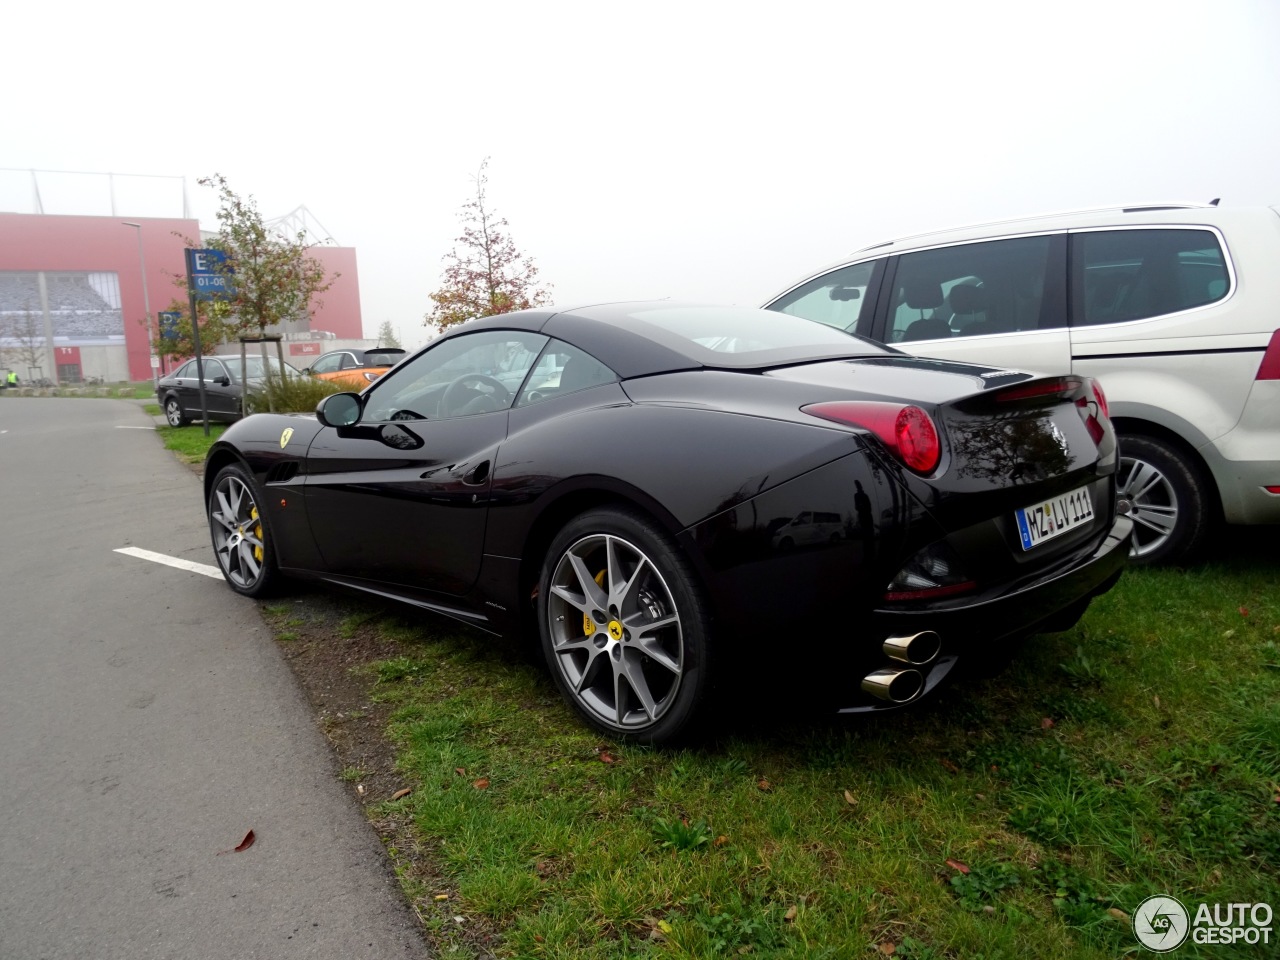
[
  {"xmin": 157, "ymin": 355, "xmax": 302, "ymax": 426},
  {"xmin": 765, "ymin": 202, "xmax": 1280, "ymax": 564},
  {"xmin": 304, "ymin": 347, "xmax": 406, "ymax": 389},
  {"xmin": 203, "ymin": 302, "xmax": 1130, "ymax": 743}
]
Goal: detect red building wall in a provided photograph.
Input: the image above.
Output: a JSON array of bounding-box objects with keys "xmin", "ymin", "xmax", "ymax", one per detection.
[{"xmin": 0, "ymin": 212, "xmax": 362, "ymax": 381}]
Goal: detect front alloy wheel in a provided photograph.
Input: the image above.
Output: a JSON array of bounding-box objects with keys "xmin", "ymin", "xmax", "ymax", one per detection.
[
  {"xmin": 540, "ymin": 509, "xmax": 710, "ymax": 743},
  {"xmin": 208, "ymin": 464, "xmax": 278, "ymax": 596},
  {"xmin": 164, "ymin": 397, "xmax": 188, "ymax": 427}
]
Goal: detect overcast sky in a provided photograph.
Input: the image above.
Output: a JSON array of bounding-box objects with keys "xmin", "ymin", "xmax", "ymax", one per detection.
[{"xmin": 4, "ymin": 0, "xmax": 1278, "ymax": 349}]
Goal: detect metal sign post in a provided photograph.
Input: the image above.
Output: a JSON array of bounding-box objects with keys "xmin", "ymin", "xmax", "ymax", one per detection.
[{"xmin": 183, "ymin": 249, "xmax": 236, "ymax": 436}]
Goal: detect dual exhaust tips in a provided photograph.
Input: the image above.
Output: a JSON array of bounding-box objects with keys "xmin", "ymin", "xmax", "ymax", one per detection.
[{"xmin": 861, "ymin": 630, "xmax": 941, "ymax": 703}]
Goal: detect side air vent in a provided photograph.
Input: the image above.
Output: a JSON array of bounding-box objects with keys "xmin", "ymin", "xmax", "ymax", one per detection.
[{"xmin": 265, "ymin": 461, "xmax": 300, "ymax": 484}]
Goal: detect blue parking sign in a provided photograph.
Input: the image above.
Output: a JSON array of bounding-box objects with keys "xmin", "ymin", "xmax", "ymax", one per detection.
[{"xmin": 186, "ymin": 248, "xmax": 236, "ymax": 301}]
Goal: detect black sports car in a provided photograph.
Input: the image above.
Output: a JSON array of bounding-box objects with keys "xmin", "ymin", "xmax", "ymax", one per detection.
[{"xmin": 204, "ymin": 302, "xmax": 1131, "ymax": 743}]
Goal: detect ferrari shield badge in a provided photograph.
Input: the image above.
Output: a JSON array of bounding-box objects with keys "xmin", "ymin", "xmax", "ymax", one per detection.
[{"xmin": 280, "ymin": 427, "xmax": 294, "ymax": 449}]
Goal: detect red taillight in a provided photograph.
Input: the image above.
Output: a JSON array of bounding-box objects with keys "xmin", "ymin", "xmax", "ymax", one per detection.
[
  {"xmin": 1089, "ymin": 379, "xmax": 1110, "ymax": 420},
  {"xmin": 991, "ymin": 376, "xmax": 1082, "ymax": 403},
  {"xmin": 1258, "ymin": 329, "xmax": 1280, "ymax": 380},
  {"xmin": 803, "ymin": 401, "xmax": 941, "ymax": 473}
]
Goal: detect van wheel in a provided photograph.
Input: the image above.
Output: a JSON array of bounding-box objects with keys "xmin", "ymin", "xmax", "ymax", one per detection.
[{"xmin": 1116, "ymin": 435, "xmax": 1212, "ymax": 565}]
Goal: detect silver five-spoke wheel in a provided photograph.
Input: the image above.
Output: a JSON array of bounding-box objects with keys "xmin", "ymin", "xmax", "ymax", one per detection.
[
  {"xmin": 1116, "ymin": 435, "xmax": 1210, "ymax": 565},
  {"xmin": 540, "ymin": 509, "xmax": 709, "ymax": 743}
]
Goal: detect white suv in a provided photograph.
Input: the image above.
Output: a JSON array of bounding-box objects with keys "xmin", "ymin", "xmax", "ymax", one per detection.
[{"xmin": 765, "ymin": 203, "xmax": 1280, "ymax": 564}]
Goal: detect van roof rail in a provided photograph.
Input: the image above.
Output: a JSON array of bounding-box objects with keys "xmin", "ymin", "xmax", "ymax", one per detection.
[{"xmin": 851, "ymin": 202, "xmax": 1212, "ymax": 254}]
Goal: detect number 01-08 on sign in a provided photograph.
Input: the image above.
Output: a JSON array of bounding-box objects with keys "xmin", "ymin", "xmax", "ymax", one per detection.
[{"xmin": 1015, "ymin": 486, "xmax": 1095, "ymax": 550}]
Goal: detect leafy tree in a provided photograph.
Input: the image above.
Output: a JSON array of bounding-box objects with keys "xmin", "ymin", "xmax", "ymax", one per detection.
[
  {"xmin": 375, "ymin": 320, "xmax": 401, "ymax": 348},
  {"xmin": 426, "ymin": 159, "xmax": 552, "ymax": 330},
  {"xmin": 190, "ymin": 174, "xmax": 337, "ymax": 339}
]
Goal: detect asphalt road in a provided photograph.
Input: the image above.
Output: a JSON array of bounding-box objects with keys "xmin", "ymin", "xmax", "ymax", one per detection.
[{"xmin": 0, "ymin": 398, "xmax": 427, "ymax": 959}]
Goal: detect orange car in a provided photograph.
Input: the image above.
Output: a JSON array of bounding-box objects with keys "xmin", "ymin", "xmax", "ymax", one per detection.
[{"xmin": 304, "ymin": 348, "xmax": 406, "ymax": 389}]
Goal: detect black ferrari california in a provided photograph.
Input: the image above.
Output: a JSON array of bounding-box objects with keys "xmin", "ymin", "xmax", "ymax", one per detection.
[{"xmin": 204, "ymin": 302, "xmax": 1131, "ymax": 743}]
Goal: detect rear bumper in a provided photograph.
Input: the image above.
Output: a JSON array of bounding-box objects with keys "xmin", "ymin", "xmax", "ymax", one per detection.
[{"xmin": 836, "ymin": 514, "xmax": 1132, "ymax": 713}]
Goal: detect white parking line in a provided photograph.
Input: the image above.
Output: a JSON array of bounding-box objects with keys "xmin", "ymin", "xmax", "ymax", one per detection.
[
  {"xmin": 114, "ymin": 546, "xmax": 224, "ymax": 580},
  {"xmin": 115, "ymin": 425, "xmax": 154, "ymax": 430}
]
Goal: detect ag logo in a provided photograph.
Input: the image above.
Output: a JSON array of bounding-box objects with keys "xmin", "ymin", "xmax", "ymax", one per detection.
[
  {"xmin": 280, "ymin": 427, "xmax": 294, "ymax": 449},
  {"xmin": 1134, "ymin": 895, "xmax": 1190, "ymax": 952}
]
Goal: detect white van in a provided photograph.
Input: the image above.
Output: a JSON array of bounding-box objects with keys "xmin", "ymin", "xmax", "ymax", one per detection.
[{"xmin": 765, "ymin": 203, "xmax": 1280, "ymax": 564}]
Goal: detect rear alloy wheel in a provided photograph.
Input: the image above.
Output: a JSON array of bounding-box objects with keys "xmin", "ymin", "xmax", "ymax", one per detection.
[
  {"xmin": 539, "ymin": 508, "xmax": 711, "ymax": 744},
  {"xmin": 208, "ymin": 463, "xmax": 279, "ymax": 597},
  {"xmin": 164, "ymin": 397, "xmax": 188, "ymax": 427},
  {"xmin": 1117, "ymin": 435, "xmax": 1211, "ymax": 565}
]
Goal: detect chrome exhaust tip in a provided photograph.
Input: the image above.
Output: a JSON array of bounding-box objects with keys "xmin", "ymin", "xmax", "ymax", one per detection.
[
  {"xmin": 861, "ymin": 667, "xmax": 924, "ymax": 703},
  {"xmin": 883, "ymin": 630, "xmax": 941, "ymax": 665}
]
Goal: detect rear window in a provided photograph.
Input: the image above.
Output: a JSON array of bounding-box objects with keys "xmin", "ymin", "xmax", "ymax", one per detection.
[
  {"xmin": 621, "ymin": 305, "xmax": 892, "ymax": 367},
  {"xmin": 1071, "ymin": 228, "xmax": 1229, "ymax": 326}
]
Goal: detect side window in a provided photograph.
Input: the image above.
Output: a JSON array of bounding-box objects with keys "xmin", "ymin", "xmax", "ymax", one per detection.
[
  {"xmin": 311, "ymin": 354, "xmax": 342, "ymax": 374},
  {"xmin": 174, "ymin": 360, "xmax": 195, "ymax": 377},
  {"xmin": 339, "ymin": 353, "xmax": 360, "ymax": 369},
  {"xmin": 1071, "ymin": 229, "xmax": 1229, "ymax": 327},
  {"xmin": 887, "ymin": 235, "xmax": 1057, "ymax": 343},
  {"xmin": 199, "ymin": 359, "xmax": 227, "ymax": 380},
  {"xmin": 766, "ymin": 261, "xmax": 877, "ymax": 333},
  {"xmin": 364, "ymin": 330, "xmax": 548, "ymax": 422},
  {"xmin": 515, "ymin": 339, "xmax": 618, "ymax": 407}
]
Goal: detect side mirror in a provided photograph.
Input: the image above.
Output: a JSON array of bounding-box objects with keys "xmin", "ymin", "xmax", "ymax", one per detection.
[
  {"xmin": 215, "ymin": 376, "xmax": 231, "ymax": 386},
  {"xmin": 316, "ymin": 392, "xmax": 362, "ymax": 427}
]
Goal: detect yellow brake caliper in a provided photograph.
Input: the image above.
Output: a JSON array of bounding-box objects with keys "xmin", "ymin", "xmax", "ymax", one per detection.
[
  {"xmin": 250, "ymin": 506, "xmax": 264, "ymax": 563},
  {"xmin": 582, "ymin": 570, "xmax": 606, "ymax": 637}
]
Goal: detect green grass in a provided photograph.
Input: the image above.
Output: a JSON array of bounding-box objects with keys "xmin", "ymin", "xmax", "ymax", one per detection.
[
  {"xmin": 157, "ymin": 423, "xmax": 225, "ymax": 463},
  {"xmin": 266, "ymin": 546, "xmax": 1280, "ymax": 959},
  {"xmin": 0, "ymin": 379, "xmax": 157, "ymax": 399}
]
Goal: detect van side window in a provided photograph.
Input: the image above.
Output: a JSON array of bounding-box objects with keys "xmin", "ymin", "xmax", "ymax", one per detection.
[
  {"xmin": 887, "ymin": 235, "xmax": 1057, "ymax": 343},
  {"xmin": 767, "ymin": 261, "xmax": 876, "ymax": 333},
  {"xmin": 1071, "ymin": 229, "xmax": 1229, "ymax": 326}
]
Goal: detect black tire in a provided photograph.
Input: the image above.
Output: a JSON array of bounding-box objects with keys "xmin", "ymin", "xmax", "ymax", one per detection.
[
  {"xmin": 164, "ymin": 396, "xmax": 189, "ymax": 427},
  {"xmin": 1116, "ymin": 434, "xmax": 1213, "ymax": 565},
  {"xmin": 207, "ymin": 463, "xmax": 280, "ymax": 597},
  {"xmin": 538, "ymin": 507, "xmax": 712, "ymax": 745}
]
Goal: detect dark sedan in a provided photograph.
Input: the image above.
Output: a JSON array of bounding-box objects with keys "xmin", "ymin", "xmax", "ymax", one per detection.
[
  {"xmin": 158, "ymin": 355, "xmax": 301, "ymax": 426},
  {"xmin": 203, "ymin": 302, "xmax": 1131, "ymax": 743}
]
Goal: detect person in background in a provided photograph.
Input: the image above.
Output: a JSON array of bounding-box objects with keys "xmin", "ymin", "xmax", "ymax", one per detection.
[{"xmin": 6, "ymin": 370, "xmax": 17, "ymax": 388}]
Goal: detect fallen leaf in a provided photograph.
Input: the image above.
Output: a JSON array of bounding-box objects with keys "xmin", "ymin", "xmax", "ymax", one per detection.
[
  {"xmin": 983, "ymin": 905, "xmax": 995, "ymax": 915},
  {"xmin": 453, "ymin": 916, "xmax": 466, "ymax": 924},
  {"xmin": 472, "ymin": 777, "xmax": 490, "ymax": 790},
  {"xmin": 783, "ymin": 905, "xmax": 798, "ymax": 922},
  {"xmin": 1153, "ymin": 695, "xmax": 1161, "ymax": 710},
  {"xmin": 879, "ymin": 943, "xmax": 896, "ymax": 956},
  {"xmin": 434, "ymin": 894, "xmax": 449, "ymax": 901},
  {"xmin": 657, "ymin": 919, "xmax": 673, "ymax": 934},
  {"xmin": 714, "ymin": 835, "xmax": 729, "ymax": 847},
  {"xmin": 216, "ymin": 829, "xmax": 256, "ymax": 856},
  {"xmin": 1107, "ymin": 908, "xmax": 1129, "ymax": 921},
  {"xmin": 454, "ymin": 767, "xmax": 466, "ymax": 776},
  {"xmin": 391, "ymin": 788, "xmax": 412, "ymax": 801},
  {"xmin": 945, "ymin": 858, "xmax": 970, "ymax": 874},
  {"xmin": 940, "ymin": 758, "xmax": 960, "ymax": 774},
  {"xmin": 758, "ymin": 779, "xmax": 772, "ymax": 791},
  {"xmin": 974, "ymin": 793, "xmax": 986, "ymax": 801},
  {"xmin": 356, "ymin": 784, "xmax": 365, "ymax": 796},
  {"xmin": 1239, "ymin": 606, "xmax": 1249, "ymax": 617},
  {"xmin": 843, "ymin": 790, "xmax": 857, "ymax": 806},
  {"xmin": 1041, "ymin": 717, "xmax": 1055, "ymax": 729},
  {"xmin": 599, "ymin": 751, "xmax": 617, "ymax": 764}
]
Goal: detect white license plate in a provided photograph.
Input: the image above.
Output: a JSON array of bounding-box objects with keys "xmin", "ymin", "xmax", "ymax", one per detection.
[{"xmin": 1015, "ymin": 486, "xmax": 1095, "ymax": 550}]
